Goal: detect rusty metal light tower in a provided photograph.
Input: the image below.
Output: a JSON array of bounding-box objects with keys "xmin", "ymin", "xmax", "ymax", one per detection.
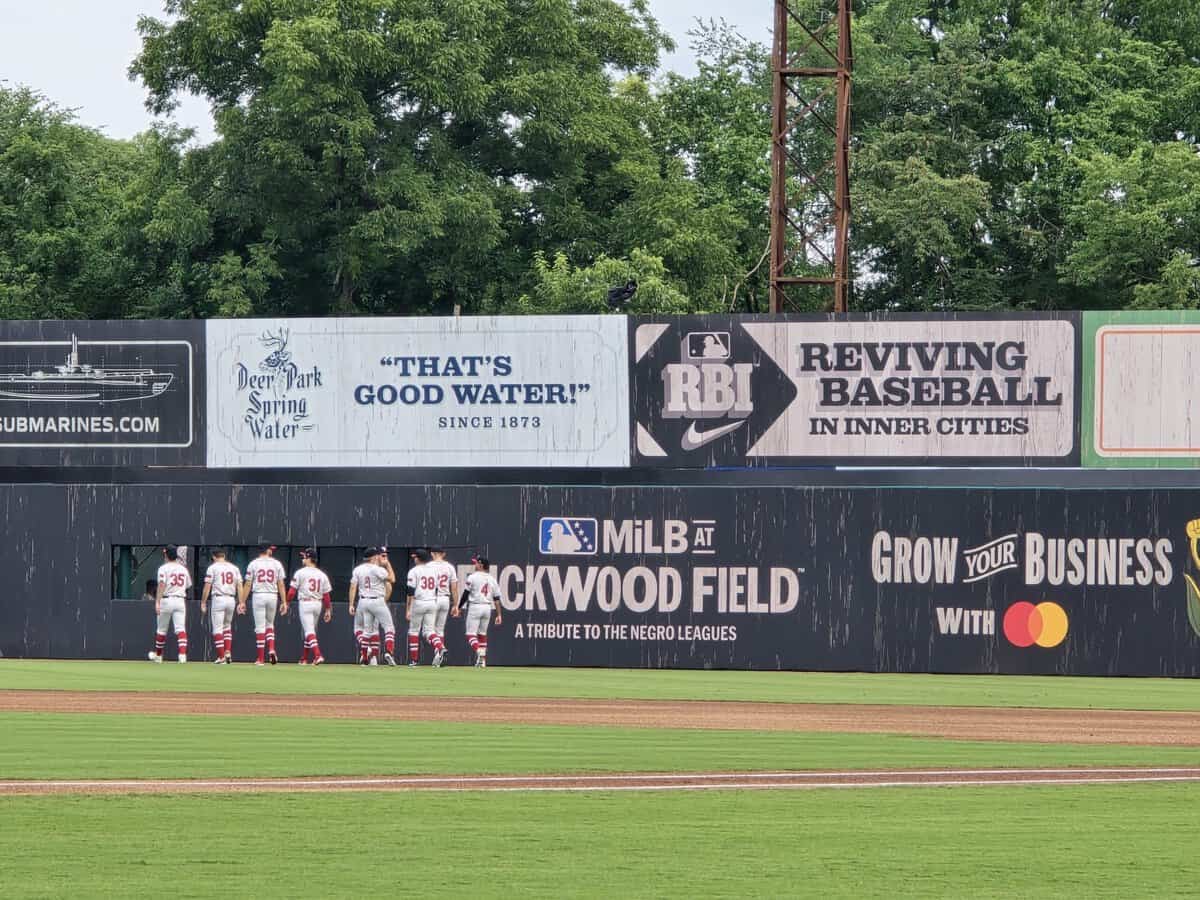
[{"xmin": 769, "ymin": 0, "xmax": 852, "ymax": 312}]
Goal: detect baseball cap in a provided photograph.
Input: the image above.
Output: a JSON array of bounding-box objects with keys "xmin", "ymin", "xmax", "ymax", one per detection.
[
  {"xmin": 413, "ymin": 548, "xmax": 432, "ymax": 563},
  {"xmin": 364, "ymin": 547, "xmax": 380, "ymax": 559},
  {"xmin": 259, "ymin": 543, "xmax": 277, "ymax": 554},
  {"xmin": 210, "ymin": 547, "xmax": 226, "ymax": 558},
  {"xmin": 300, "ymin": 547, "xmax": 318, "ymax": 561},
  {"xmin": 473, "ymin": 555, "xmax": 490, "ymax": 569},
  {"xmin": 429, "ymin": 546, "xmax": 445, "ymax": 554}
]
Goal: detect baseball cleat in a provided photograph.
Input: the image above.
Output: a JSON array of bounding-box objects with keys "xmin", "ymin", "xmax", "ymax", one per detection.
[
  {"xmin": 255, "ymin": 660, "xmax": 265, "ymax": 667},
  {"xmin": 178, "ymin": 654, "xmax": 187, "ymax": 664},
  {"xmin": 479, "ymin": 654, "xmax": 487, "ymax": 668},
  {"xmin": 225, "ymin": 655, "xmax": 232, "ymax": 664},
  {"xmin": 213, "ymin": 656, "xmax": 225, "ymax": 665},
  {"xmin": 268, "ymin": 651, "xmax": 278, "ymax": 665},
  {"xmin": 368, "ymin": 656, "xmax": 378, "ymax": 666},
  {"xmin": 148, "ymin": 652, "xmax": 162, "ymax": 664},
  {"xmin": 407, "ymin": 660, "xmax": 417, "ymax": 668},
  {"xmin": 383, "ymin": 652, "xmax": 397, "ymax": 666},
  {"xmin": 298, "ymin": 660, "xmax": 308, "ymax": 666},
  {"xmin": 313, "ymin": 656, "xmax": 324, "ymax": 666},
  {"xmin": 432, "ymin": 648, "xmax": 444, "ymax": 668}
]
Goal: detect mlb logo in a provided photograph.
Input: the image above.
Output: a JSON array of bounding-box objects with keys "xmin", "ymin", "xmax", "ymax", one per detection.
[
  {"xmin": 684, "ymin": 332, "xmax": 731, "ymax": 361},
  {"xmin": 539, "ymin": 517, "xmax": 598, "ymax": 555}
]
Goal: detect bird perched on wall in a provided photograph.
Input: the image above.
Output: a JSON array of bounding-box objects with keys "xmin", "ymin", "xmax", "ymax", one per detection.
[{"xmin": 606, "ymin": 279, "xmax": 637, "ymax": 309}]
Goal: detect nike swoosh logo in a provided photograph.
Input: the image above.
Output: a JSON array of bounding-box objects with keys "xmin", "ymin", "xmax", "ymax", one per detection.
[{"xmin": 681, "ymin": 420, "xmax": 746, "ymax": 451}]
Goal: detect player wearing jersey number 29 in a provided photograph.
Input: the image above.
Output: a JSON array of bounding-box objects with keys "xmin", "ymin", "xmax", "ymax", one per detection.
[{"xmin": 240, "ymin": 544, "xmax": 287, "ymax": 666}]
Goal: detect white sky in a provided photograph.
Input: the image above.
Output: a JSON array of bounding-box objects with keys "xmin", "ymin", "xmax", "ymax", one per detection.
[{"xmin": 0, "ymin": 1, "xmax": 772, "ymax": 144}]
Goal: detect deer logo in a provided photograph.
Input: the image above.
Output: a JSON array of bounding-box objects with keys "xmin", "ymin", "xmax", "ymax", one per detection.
[{"xmin": 259, "ymin": 329, "xmax": 292, "ymax": 375}]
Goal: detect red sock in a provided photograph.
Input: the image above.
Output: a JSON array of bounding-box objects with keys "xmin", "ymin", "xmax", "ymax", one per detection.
[
  {"xmin": 468, "ymin": 635, "xmax": 479, "ymax": 651},
  {"xmin": 311, "ymin": 637, "xmax": 321, "ymax": 660},
  {"xmin": 370, "ymin": 635, "xmax": 380, "ymax": 659},
  {"xmin": 300, "ymin": 646, "xmax": 309, "ymax": 663},
  {"xmin": 432, "ymin": 633, "xmax": 444, "ymax": 651},
  {"xmin": 177, "ymin": 631, "xmax": 188, "ymax": 657},
  {"xmin": 408, "ymin": 634, "xmax": 419, "ymax": 663},
  {"xmin": 478, "ymin": 635, "xmax": 487, "ymax": 654},
  {"xmin": 385, "ymin": 631, "xmax": 395, "ymax": 655},
  {"xmin": 214, "ymin": 634, "xmax": 224, "ymax": 656},
  {"xmin": 224, "ymin": 631, "xmax": 232, "ymax": 657},
  {"xmin": 255, "ymin": 633, "xmax": 265, "ymax": 664},
  {"xmin": 154, "ymin": 632, "xmax": 166, "ymax": 655},
  {"xmin": 266, "ymin": 628, "xmax": 275, "ymax": 653}
]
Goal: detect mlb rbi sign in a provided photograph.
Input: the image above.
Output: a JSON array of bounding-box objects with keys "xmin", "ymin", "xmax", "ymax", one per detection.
[{"xmin": 631, "ymin": 315, "xmax": 1079, "ymax": 466}]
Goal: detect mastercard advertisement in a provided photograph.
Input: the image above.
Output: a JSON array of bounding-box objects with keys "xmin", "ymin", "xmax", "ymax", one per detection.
[{"xmin": 1003, "ymin": 601, "xmax": 1069, "ymax": 648}]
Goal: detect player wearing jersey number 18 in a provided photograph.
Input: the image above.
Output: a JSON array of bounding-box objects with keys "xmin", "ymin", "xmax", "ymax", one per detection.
[
  {"xmin": 240, "ymin": 544, "xmax": 287, "ymax": 666},
  {"xmin": 149, "ymin": 545, "xmax": 192, "ymax": 663},
  {"xmin": 200, "ymin": 548, "xmax": 241, "ymax": 664},
  {"xmin": 457, "ymin": 555, "xmax": 502, "ymax": 667},
  {"xmin": 288, "ymin": 549, "xmax": 332, "ymax": 665}
]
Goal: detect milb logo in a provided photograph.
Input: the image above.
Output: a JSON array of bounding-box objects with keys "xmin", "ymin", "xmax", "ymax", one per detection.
[{"xmin": 539, "ymin": 517, "xmax": 597, "ymax": 555}]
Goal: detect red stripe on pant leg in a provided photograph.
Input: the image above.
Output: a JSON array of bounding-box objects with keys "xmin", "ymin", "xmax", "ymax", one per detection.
[
  {"xmin": 214, "ymin": 635, "xmax": 225, "ymax": 654},
  {"xmin": 408, "ymin": 634, "xmax": 419, "ymax": 662},
  {"xmin": 155, "ymin": 632, "xmax": 166, "ymax": 653}
]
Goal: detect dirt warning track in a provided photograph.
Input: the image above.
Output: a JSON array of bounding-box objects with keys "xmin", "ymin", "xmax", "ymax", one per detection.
[
  {"xmin": 3, "ymin": 767, "xmax": 1200, "ymax": 796},
  {"xmin": 5, "ymin": 689, "xmax": 1200, "ymax": 745}
]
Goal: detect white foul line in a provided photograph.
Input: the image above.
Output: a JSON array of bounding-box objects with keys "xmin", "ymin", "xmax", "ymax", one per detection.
[{"xmin": 4, "ymin": 768, "xmax": 1200, "ymax": 793}]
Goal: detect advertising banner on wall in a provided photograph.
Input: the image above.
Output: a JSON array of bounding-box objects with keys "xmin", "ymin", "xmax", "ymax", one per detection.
[
  {"xmin": 1083, "ymin": 311, "xmax": 1200, "ymax": 468},
  {"xmin": 630, "ymin": 314, "xmax": 1080, "ymax": 467},
  {"xmin": 475, "ymin": 485, "xmax": 1196, "ymax": 675},
  {"xmin": 206, "ymin": 316, "xmax": 630, "ymax": 468},
  {"xmin": 0, "ymin": 320, "xmax": 203, "ymax": 466}
]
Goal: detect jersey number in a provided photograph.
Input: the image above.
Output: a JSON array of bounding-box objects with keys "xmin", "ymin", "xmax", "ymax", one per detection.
[
  {"xmin": 164, "ymin": 573, "xmax": 186, "ymax": 588},
  {"xmin": 220, "ymin": 571, "xmax": 235, "ymax": 586},
  {"xmin": 419, "ymin": 575, "xmax": 446, "ymax": 591},
  {"xmin": 255, "ymin": 569, "xmax": 276, "ymax": 584},
  {"xmin": 307, "ymin": 578, "xmax": 320, "ymax": 592}
]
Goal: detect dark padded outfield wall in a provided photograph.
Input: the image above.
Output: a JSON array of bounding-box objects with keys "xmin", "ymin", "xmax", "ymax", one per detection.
[{"xmin": 2, "ymin": 483, "xmax": 1198, "ymax": 676}]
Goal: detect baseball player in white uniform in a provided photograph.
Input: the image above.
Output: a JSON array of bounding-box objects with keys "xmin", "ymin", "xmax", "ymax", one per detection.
[
  {"xmin": 288, "ymin": 548, "xmax": 332, "ymax": 665},
  {"xmin": 200, "ymin": 548, "xmax": 241, "ymax": 664},
  {"xmin": 149, "ymin": 544, "xmax": 192, "ymax": 663},
  {"xmin": 428, "ymin": 547, "xmax": 458, "ymax": 664},
  {"xmin": 457, "ymin": 555, "xmax": 502, "ymax": 667},
  {"xmin": 406, "ymin": 548, "xmax": 446, "ymax": 667},
  {"xmin": 240, "ymin": 544, "xmax": 287, "ymax": 666},
  {"xmin": 349, "ymin": 547, "xmax": 396, "ymax": 665}
]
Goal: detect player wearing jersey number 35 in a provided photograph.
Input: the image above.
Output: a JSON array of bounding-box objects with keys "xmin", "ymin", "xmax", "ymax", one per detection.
[
  {"xmin": 240, "ymin": 544, "xmax": 287, "ymax": 666},
  {"xmin": 288, "ymin": 549, "xmax": 332, "ymax": 665},
  {"xmin": 149, "ymin": 545, "xmax": 192, "ymax": 664}
]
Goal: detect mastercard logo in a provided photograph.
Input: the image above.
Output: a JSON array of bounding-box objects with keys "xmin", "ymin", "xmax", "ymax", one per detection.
[{"xmin": 1003, "ymin": 601, "xmax": 1069, "ymax": 648}]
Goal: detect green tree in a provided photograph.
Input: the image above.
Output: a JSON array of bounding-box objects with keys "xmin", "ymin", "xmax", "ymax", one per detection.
[{"xmin": 131, "ymin": 0, "xmax": 673, "ymax": 315}]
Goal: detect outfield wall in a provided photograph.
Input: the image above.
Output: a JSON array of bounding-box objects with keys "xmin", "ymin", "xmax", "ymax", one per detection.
[{"xmin": 2, "ymin": 482, "xmax": 1198, "ymax": 675}]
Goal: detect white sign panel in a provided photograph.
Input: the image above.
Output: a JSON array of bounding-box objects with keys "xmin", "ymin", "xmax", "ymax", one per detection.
[
  {"xmin": 1094, "ymin": 325, "xmax": 1200, "ymax": 458},
  {"xmin": 742, "ymin": 319, "xmax": 1076, "ymax": 459},
  {"xmin": 206, "ymin": 316, "xmax": 629, "ymax": 468}
]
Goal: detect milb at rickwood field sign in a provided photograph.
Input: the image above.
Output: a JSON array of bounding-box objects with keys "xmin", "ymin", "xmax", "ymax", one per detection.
[
  {"xmin": 630, "ymin": 315, "xmax": 1080, "ymax": 466},
  {"xmin": 206, "ymin": 316, "xmax": 630, "ymax": 468},
  {"xmin": 1083, "ymin": 310, "xmax": 1200, "ymax": 468}
]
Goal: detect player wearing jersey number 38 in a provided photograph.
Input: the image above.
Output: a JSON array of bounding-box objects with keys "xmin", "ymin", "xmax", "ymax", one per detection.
[
  {"xmin": 149, "ymin": 545, "xmax": 192, "ymax": 664},
  {"xmin": 288, "ymin": 549, "xmax": 332, "ymax": 665}
]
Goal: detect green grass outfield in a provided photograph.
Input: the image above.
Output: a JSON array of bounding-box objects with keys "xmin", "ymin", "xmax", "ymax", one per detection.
[
  {"xmin": 3, "ymin": 784, "xmax": 1198, "ymax": 899},
  {"xmin": 2, "ymin": 713, "xmax": 1198, "ymax": 779},
  {"xmin": 4, "ymin": 659, "xmax": 1200, "ymax": 710}
]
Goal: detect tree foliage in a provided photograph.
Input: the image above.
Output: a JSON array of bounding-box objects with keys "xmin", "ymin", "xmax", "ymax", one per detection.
[{"xmin": 2, "ymin": 0, "xmax": 1199, "ymax": 316}]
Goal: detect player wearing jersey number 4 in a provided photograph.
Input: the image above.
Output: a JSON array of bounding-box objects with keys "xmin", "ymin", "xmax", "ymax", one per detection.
[
  {"xmin": 288, "ymin": 549, "xmax": 332, "ymax": 665},
  {"xmin": 349, "ymin": 548, "xmax": 397, "ymax": 665},
  {"xmin": 200, "ymin": 548, "xmax": 241, "ymax": 664},
  {"xmin": 456, "ymin": 556, "xmax": 502, "ymax": 667},
  {"xmin": 428, "ymin": 547, "xmax": 458, "ymax": 666},
  {"xmin": 149, "ymin": 545, "xmax": 192, "ymax": 663},
  {"xmin": 240, "ymin": 544, "xmax": 287, "ymax": 666}
]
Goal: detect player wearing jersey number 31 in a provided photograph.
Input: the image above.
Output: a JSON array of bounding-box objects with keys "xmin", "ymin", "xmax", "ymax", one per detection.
[{"xmin": 288, "ymin": 549, "xmax": 332, "ymax": 665}]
